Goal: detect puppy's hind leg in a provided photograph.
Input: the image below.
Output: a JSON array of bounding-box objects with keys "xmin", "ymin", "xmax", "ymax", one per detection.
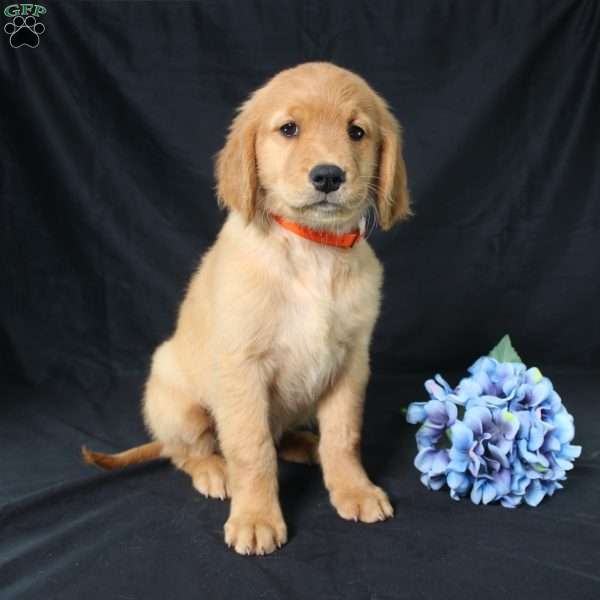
[
  {"xmin": 143, "ymin": 342, "xmax": 229, "ymax": 500},
  {"xmin": 147, "ymin": 385, "xmax": 229, "ymax": 500},
  {"xmin": 278, "ymin": 431, "xmax": 320, "ymax": 465},
  {"xmin": 179, "ymin": 452, "xmax": 229, "ymax": 500}
]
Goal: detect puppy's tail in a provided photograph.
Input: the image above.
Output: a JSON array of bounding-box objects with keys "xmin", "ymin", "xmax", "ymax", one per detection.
[{"xmin": 81, "ymin": 441, "xmax": 163, "ymax": 470}]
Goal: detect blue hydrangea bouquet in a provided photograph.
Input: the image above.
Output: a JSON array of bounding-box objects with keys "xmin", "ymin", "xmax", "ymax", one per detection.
[{"xmin": 406, "ymin": 335, "xmax": 581, "ymax": 508}]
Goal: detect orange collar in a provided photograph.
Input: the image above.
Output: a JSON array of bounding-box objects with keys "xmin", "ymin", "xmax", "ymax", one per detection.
[{"xmin": 270, "ymin": 214, "xmax": 362, "ymax": 249}]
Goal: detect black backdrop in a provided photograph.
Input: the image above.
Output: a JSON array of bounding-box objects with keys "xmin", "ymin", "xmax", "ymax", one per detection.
[{"xmin": 1, "ymin": 2, "xmax": 600, "ymax": 599}]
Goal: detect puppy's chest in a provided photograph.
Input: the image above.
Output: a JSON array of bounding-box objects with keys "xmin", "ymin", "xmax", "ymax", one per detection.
[{"xmin": 270, "ymin": 256, "xmax": 377, "ymax": 410}]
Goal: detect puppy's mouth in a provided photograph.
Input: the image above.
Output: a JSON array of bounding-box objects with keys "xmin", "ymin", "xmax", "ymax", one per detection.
[
  {"xmin": 312, "ymin": 200, "xmax": 342, "ymax": 211},
  {"xmin": 301, "ymin": 194, "xmax": 346, "ymax": 212}
]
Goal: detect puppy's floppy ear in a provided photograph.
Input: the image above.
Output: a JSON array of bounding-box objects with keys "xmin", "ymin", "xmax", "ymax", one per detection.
[
  {"xmin": 215, "ymin": 96, "xmax": 259, "ymax": 223},
  {"xmin": 374, "ymin": 98, "xmax": 412, "ymax": 230}
]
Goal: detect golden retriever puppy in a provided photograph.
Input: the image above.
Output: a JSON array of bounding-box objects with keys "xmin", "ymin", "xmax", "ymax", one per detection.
[{"xmin": 82, "ymin": 61, "xmax": 411, "ymax": 555}]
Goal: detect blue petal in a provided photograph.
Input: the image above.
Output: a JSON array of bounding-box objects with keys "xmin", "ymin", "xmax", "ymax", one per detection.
[
  {"xmin": 430, "ymin": 477, "xmax": 446, "ymax": 490},
  {"xmin": 414, "ymin": 448, "xmax": 435, "ymax": 473},
  {"xmin": 472, "ymin": 371, "xmax": 493, "ymax": 394},
  {"xmin": 464, "ymin": 406, "xmax": 492, "ymax": 435},
  {"xmin": 482, "ymin": 483, "xmax": 497, "ymax": 505},
  {"xmin": 448, "ymin": 392, "xmax": 467, "ymax": 406},
  {"xmin": 500, "ymin": 496, "xmax": 519, "ymax": 508},
  {"xmin": 528, "ymin": 420, "xmax": 545, "ymax": 451},
  {"xmin": 425, "ymin": 400, "xmax": 449, "ymax": 425},
  {"xmin": 465, "ymin": 396, "xmax": 487, "ymax": 410},
  {"xmin": 513, "ymin": 362, "xmax": 526, "ymax": 376},
  {"xmin": 524, "ymin": 480, "xmax": 546, "ymax": 507},
  {"xmin": 553, "ymin": 411, "xmax": 575, "ymax": 444},
  {"xmin": 447, "ymin": 470, "xmax": 470, "ymax": 492},
  {"xmin": 434, "ymin": 374, "xmax": 452, "ymax": 392},
  {"xmin": 560, "ymin": 444, "xmax": 582, "ymax": 460},
  {"xmin": 416, "ymin": 424, "xmax": 439, "ymax": 449},
  {"xmin": 485, "ymin": 457, "xmax": 501, "ymax": 472},
  {"xmin": 469, "ymin": 356, "xmax": 496, "ymax": 375},
  {"xmin": 518, "ymin": 439, "xmax": 540, "ymax": 465},
  {"xmin": 487, "ymin": 443, "xmax": 510, "ymax": 469},
  {"xmin": 450, "ymin": 421, "xmax": 474, "ymax": 451},
  {"xmin": 468, "ymin": 453, "xmax": 482, "ymax": 477},
  {"xmin": 531, "ymin": 379, "xmax": 553, "ymax": 406},
  {"xmin": 425, "ymin": 380, "xmax": 446, "ymax": 401},
  {"xmin": 481, "ymin": 394, "xmax": 508, "ymax": 408},
  {"xmin": 494, "ymin": 437, "xmax": 513, "ymax": 455},
  {"xmin": 512, "ymin": 475, "xmax": 529, "ymax": 495},
  {"xmin": 430, "ymin": 451, "xmax": 450, "ymax": 476},
  {"xmin": 470, "ymin": 480, "xmax": 484, "ymax": 504},
  {"xmin": 495, "ymin": 362, "xmax": 513, "ymax": 380},
  {"xmin": 502, "ymin": 376, "xmax": 519, "ymax": 397},
  {"xmin": 542, "ymin": 481, "xmax": 559, "ymax": 497},
  {"xmin": 516, "ymin": 411, "xmax": 531, "ymax": 439},
  {"xmin": 422, "ymin": 473, "xmax": 446, "ymax": 490},
  {"xmin": 492, "ymin": 469, "xmax": 511, "ymax": 496},
  {"xmin": 542, "ymin": 434, "xmax": 561, "ymax": 453},
  {"xmin": 525, "ymin": 367, "xmax": 543, "ymax": 385},
  {"xmin": 448, "ymin": 456, "xmax": 470, "ymax": 472},
  {"xmin": 548, "ymin": 391, "xmax": 562, "ymax": 412},
  {"xmin": 457, "ymin": 377, "xmax": 483, "ymax": 399},
  {"xmin": 555, "ymin": 457, "xmax": 574, "ymax": 471},
  {"xmin": 445, "ymin": 401, "xmax": 458, "ymax": 426},
  {"xmin": 496, "ymin": 410, "xmax": 520, "ymax": 439},
  {"xmin": 510, "ymin": 384, "xmax": 528, "ymax": 407},
  {"xmin": 406, "ymin": 402, "xmax": 427, "ymax": 424}
]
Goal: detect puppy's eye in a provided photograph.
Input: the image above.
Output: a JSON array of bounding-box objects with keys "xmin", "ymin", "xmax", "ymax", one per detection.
[
  {"xmin": 348, "ymin": 125, "xmax": 365, "ymax": 141},
  {"xmin": 280, "ymin": 122, "xmax": 299, "ymax": 138}
]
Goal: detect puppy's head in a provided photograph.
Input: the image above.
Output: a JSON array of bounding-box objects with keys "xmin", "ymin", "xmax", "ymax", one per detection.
[{"xmin": 216, "ymin": 62, "xmax": 411, "ymax": 232}]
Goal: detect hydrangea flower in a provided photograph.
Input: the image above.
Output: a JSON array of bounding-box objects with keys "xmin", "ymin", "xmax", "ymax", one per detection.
[{"xmin": 406, "ymin": 336, "xmax": 582, "ymax": 508}]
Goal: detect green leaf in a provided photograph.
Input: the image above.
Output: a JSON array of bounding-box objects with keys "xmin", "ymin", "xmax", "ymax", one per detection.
[{"xmin": 488, "ymin": 334, "xmax": 523, "ymax": 363}]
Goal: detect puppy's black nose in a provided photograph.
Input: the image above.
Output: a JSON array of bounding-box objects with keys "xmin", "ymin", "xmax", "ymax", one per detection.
[{"xmin": 309, "ymin": 164, "xmax": 346, "ymax": 193}]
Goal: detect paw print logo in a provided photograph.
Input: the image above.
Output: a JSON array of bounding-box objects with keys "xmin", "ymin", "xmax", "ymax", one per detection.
[{"xmin": 4, "ymin": 15, "xmax": 45, "ymax": 48}]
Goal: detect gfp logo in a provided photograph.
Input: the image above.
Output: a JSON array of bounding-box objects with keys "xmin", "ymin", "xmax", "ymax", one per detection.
[{"xmin": 3, "ymin": 4, "xmax": 47, "ymax": 48}]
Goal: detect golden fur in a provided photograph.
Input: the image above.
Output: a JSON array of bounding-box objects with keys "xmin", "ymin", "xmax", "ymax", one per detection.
[{"xmin": 82, "ymin": 62, "xmax": 411, "ymax": 555}]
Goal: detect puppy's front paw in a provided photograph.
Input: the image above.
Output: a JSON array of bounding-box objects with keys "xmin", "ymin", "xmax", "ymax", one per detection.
[
  {"xmin": 224, "ymin": 512, "xmax": 287, "ymax": 556},
  {"xmin": 330, "ymin": 485, "xmax": 394, "ymax": 523}
]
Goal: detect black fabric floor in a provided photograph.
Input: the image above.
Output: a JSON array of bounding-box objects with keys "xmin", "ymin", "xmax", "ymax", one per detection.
[{"xmin": 2, "ymin": 367, "xmax": 599, "ymax": 600}]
